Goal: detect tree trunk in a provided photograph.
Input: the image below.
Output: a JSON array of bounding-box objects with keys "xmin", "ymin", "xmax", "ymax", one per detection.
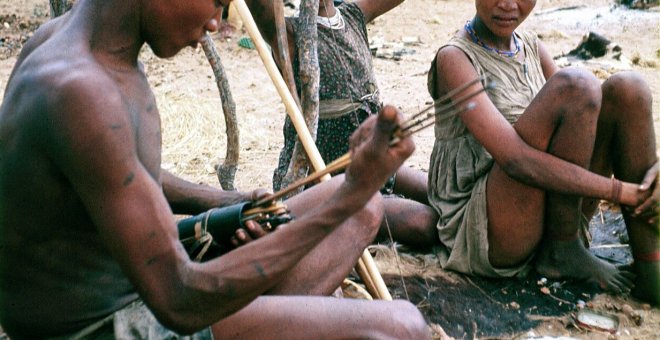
[
  {"xmin": 279, "ymin": 0, "xmax": 320, "ymax": 196},
  {"xmin": 49, "ymin": 0, "xmax": 72, "ymax": 18},
  {"xmin": 200, "ymin": 33, "xmax": 240, "ymax": 191}
]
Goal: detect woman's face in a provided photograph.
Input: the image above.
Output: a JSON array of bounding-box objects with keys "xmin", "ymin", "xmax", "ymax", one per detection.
[{"xmin": 474, "ymin": 0, "xmax": 536, "ymax": 37}]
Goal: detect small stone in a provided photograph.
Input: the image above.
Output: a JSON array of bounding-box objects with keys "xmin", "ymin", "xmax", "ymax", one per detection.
[
  {"xmin": 540, "ymin": 287, "xmax": 551, "ymax": 295},
  {"xmin": 510, "ymin": 301, "xmax": 520, "ymax": 309}
]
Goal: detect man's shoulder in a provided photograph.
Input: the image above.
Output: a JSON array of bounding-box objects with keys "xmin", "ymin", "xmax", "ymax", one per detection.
[{"xmin": 14, "ymin": 55, "xmax": 121, "ymax": 114}]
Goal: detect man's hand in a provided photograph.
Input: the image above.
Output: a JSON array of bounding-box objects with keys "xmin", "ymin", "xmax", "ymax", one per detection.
[
  {"xmin": 241, "ymin": 188, "xmax": 270, "ymax": 203},
  {"xmin": 344, "ymin": 105, "xmax": 415, "ymax": 193}
]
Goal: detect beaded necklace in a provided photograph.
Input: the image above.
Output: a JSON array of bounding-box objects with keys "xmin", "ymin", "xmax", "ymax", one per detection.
[
  {"xmin": 465, "ymin": 20, "xmax": 520, "ymax": 58},
  {"xmin": 316, "ymin": 8, "xmax": 345, "ymax": 30}
]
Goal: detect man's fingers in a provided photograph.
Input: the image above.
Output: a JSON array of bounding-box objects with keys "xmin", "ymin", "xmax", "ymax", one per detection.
[
  {"xmin": 374, "ymin": 105, "xmax": 400, "ymax": 146},
  {"xmin": 245, "ymin": 220, "xmax": 268, "ymax": 238}
]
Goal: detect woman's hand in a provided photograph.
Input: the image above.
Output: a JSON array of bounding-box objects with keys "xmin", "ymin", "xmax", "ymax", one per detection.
[{"xmin": 632, "ymin": 161, "xmax": 659, "ymax": 225}]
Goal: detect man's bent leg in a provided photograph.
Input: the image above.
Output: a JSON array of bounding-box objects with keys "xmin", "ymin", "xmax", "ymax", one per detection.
[
  {"xmin": 211, "ymin": 296, "xmax": 431, "ymax": 339},
  {"xmin": 266, "ymin": 175, "xmax": 383, "ymax": 296}
]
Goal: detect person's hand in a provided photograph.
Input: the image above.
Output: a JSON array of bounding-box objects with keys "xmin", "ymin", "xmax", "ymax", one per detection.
[
  {"xmin": 243, "ymin": 188, "xmax": 270, "ymax": 202},
  {"xmin": 344, "ymin": 105, "xmax": 415, "ymax": 193},
  {"xmin": 632, "ymin": 160, "xmax": 659, "ymax": 225},
  {"xmin": 230, "ymin": 220, "xmax": 273, "ymax": 247}
]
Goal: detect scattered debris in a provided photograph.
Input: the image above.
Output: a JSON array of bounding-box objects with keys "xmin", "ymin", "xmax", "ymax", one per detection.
[
  {"xmin": 573, "ymin": 309, "xmax": 619, "ymax": 334},
  {"xmin": 238, "ymin": 36, "xmax": 255, "ymax": 50},
  {"xmin": 617, "ymin": 0, "xmax": 659, "ymax": 9},
  {"xmin": 369, "ymin": 36, "xmax": 418, "ymax": 61},
  {"xmin": 554, "ymin": 32, "xmax": 634, "ymax": 77},
  {"xmin": 534, "ymin": 5, "xmax": 587, "ymax": 16}
]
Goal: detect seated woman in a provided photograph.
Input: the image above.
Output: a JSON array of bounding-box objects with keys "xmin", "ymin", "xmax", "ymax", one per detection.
[{"xmin": 400, "ymin": 0, "xmax": 659, "ymax": 304}]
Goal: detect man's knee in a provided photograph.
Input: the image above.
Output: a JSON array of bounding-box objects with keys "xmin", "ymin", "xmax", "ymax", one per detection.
[{"xmin": 352, "ymin": 193, "xmax": 384, "ymax": 241}]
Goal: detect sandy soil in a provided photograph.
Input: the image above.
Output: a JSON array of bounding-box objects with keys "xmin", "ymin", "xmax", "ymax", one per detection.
[{"xmin": 0, "ymin": 0, "xmax": 658, "ymax": 339}]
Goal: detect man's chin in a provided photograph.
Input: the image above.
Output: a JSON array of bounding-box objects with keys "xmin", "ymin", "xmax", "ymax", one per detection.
[{"xmin": 147, "ymin": 43, "xmax": 182, "ymax": 59}]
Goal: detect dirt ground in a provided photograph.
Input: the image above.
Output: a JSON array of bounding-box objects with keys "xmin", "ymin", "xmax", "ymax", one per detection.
[{"xmin": 0, "ymin": 0, "xmax": 659, "ymax": 339}]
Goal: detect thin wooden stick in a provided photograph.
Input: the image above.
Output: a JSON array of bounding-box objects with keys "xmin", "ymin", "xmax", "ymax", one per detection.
[
  {"xmin": 399, "ymin": 77, "xmax": 493, "ymax": 135},
  {"xmin": 356, "ymin": 259, "xmax": 381, "ymax": 300},
  {"xmin": 399, "ymin": 76, "xmax": 484, "ymax": 130}
]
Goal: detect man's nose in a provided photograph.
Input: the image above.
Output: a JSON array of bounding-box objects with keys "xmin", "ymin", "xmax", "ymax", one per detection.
[{"xmin": 205, "ymin": 9, "xmax": 222, "ymax": 32}]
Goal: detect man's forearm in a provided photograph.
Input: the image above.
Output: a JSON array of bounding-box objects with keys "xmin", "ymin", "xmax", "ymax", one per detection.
[{"xmin": 161, "ymin": 170, "xmax": 248, "ymax": 215}]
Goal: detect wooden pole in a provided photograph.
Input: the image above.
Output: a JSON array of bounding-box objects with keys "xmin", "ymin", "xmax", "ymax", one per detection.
[{"xmin": 233, "ymin": 0, "xmax": 392, "ymax": 300}]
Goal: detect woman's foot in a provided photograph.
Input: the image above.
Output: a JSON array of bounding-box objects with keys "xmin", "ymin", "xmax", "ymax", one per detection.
[{"xmin": 535, "ymin": 237, "xmax": 635, "ymax": 293}]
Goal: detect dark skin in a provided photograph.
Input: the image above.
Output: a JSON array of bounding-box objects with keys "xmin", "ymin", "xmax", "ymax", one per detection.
[
  {"xmin": 394, "ymin": 0, "xmax": 659, "ymax": 304},
  {"xmin": 244, "ymin": 0, "xmax": 439, "ymax": 250},
  {"xmin": 0, "ymin": 0, "xmax": 431, "ymax": 338}
]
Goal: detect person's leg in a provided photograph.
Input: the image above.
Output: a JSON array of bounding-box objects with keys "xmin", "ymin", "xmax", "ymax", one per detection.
[
  {"xmin": 211, "ymin": 296, "xmax": 431, "ymax": 339},
  {"xmin": 261, "ymin": 175, "xmax": 383, "ymax": 295},
  {"xmin": 393, "ymin": 166, "xmax": 430, "ymax": 205},
  {"xmin": 585, "ymin": 72, "xmax": 659, "ymax": 303},
  {"xmin": 378, "ymin": 197, "xmax": 439, "ymax": 251},
  {"xmin": 486, "ymin": 68, "xmax": 632, "ymax": 292}
]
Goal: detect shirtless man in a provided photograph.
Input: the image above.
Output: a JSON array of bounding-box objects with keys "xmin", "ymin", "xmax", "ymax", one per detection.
[{"xmin": 0, "ymin": 0, "xmax": 430, "ymax": 338}]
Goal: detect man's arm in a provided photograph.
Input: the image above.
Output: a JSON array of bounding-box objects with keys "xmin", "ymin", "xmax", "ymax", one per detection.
[
  {"xmin": 161, "ymin": 170, "xmax": 262, "ymax": 215},
  {"xmin": 354, "ymin": 0, "xmax": 405, "ymax": 24},
  {"xmin": 45, "ymin": 71, "xmax": 412, "ymax": 333}
]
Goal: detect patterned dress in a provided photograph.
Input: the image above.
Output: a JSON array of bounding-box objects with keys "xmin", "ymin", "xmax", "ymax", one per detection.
[{"xmin": 272, "ymin": 2, "xmax": 382, "ymax": 191}]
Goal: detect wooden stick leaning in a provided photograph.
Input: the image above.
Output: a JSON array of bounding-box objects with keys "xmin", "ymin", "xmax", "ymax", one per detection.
[{"xmin": 233, "ymin": 0, "xmax": 388, "ymax": 300}]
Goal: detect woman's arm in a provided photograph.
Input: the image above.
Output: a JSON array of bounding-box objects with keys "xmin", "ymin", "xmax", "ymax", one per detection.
[
  {"xmin": 537, "ymin": 39, "xmax": 559, "ymax": 81},
  {"xmin": 431, "ymin": 46, "xmax": 646, "ymax": 206},
  {"xmin": 355, "ymin": 0, "xmax": 405, "ymax": 24}
]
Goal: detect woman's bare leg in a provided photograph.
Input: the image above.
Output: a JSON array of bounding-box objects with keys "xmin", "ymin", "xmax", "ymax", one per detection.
[
  {"xmin": 584, "ymin": 72, "xmax": 659, "ymax": 304},
  {"xmin": 486, "ymin": 68, "xmax": 633, "ymax": 292}
]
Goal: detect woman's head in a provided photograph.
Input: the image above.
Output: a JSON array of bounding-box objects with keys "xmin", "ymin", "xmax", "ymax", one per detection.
[{"xmin": 474, "ymin": 0, "xmax": 536, "ymax": 38}]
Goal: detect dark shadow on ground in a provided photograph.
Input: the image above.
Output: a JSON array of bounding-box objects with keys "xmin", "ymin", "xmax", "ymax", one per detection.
[{"xmin": 375, "ymin": 208, "xmax": 631, "ymax": 339}]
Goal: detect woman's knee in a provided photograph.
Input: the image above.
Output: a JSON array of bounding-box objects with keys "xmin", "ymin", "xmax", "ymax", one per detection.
[
  {"xmin": 602, "ymin": 71, "xmax": 652, "ymax": 110},
  {"xmin": 548, "ymin": 68, "xmax": 602, "ymax": 113}
]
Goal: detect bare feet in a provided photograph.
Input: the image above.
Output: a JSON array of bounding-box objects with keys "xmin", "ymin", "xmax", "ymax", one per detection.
[{"xmin": 535, "ymin": 238, "xmax": 635, "ymax": 294}]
